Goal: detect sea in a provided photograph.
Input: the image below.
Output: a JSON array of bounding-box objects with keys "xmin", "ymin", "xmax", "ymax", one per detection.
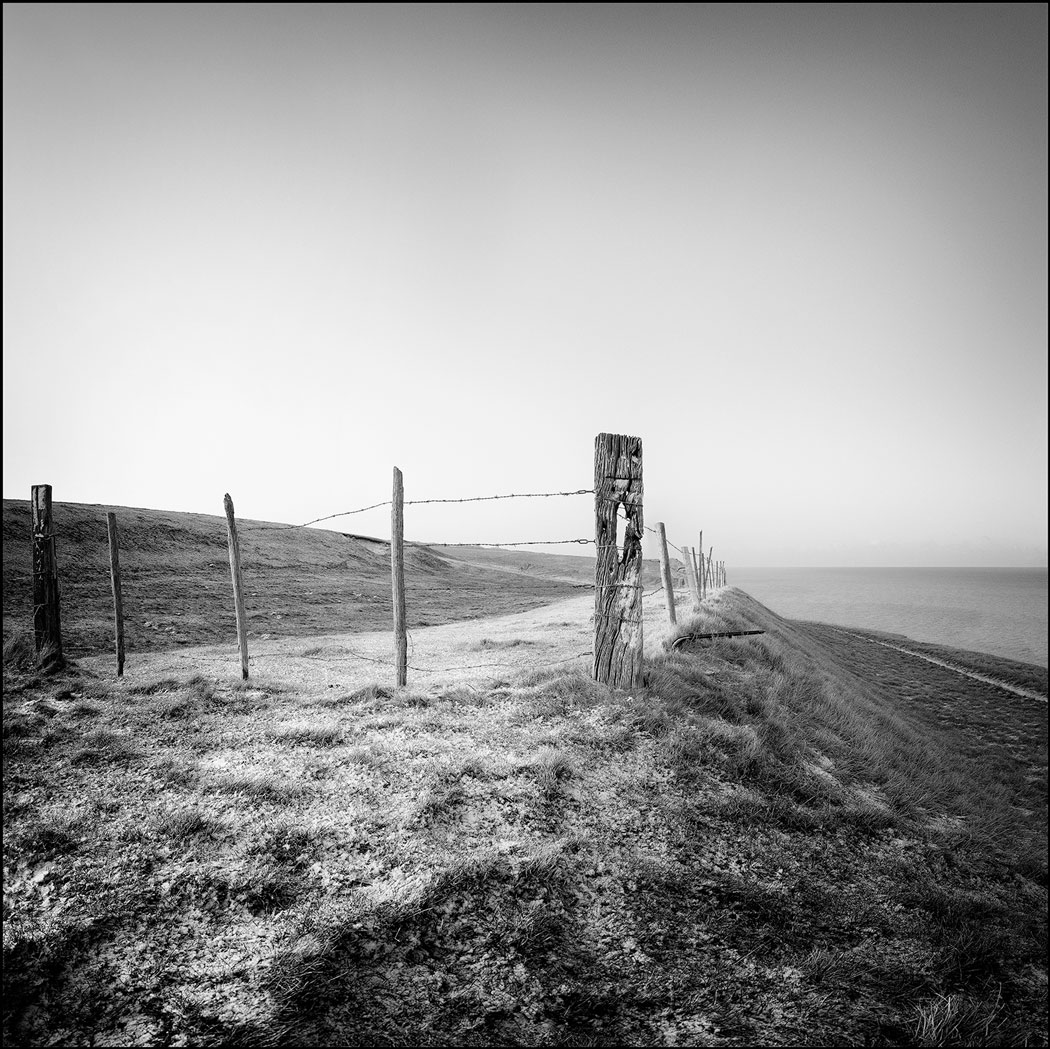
[{"xmin": 729, "ymin": 567, "xmax": 1048, "ymax": 668}]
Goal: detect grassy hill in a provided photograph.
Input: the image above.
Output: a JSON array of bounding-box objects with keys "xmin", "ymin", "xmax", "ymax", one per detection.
[
  {"xmin": 2, "ymin": 499, "xmax": 669, "ymax": 660},
  {"xmin": 3, "ymin": 571, "xmax": 1046, "ymax": 1046}
]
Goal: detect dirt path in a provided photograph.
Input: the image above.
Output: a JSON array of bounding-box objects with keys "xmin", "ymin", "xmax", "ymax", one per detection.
[
  {"xmin": 839, "ymin": 629, "xmax": 1048, "ymax": 703},
  {"xmin": 80, "ymin": 587, "xmax": 693, "ymax": 693}
]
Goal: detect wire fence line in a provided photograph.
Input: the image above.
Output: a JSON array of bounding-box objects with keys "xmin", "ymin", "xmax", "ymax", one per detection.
[
  {"xmin": 30, "ymin": 440, "xmax": 729, "ymax": 690},
  {"xmin": 236, "ymin": 489, "xmax": 698, "ymax": 571}
]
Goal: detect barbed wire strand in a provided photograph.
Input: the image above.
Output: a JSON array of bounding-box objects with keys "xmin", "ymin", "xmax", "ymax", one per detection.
[
  {"xmin": 643, "ymin": 524, "xmax": 694, "ymax": 557},
  {"xmin": 431, "ymin": 538, "xmax": 592, "ymax": 548},
  {"xmin": 240, "ymin": 490, "xmax": 594, "ymax": 531}
]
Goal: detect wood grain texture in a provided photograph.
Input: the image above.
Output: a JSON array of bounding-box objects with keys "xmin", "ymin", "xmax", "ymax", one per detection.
[
  {"xmin": 391, "ymin": 467, "xmax": 407, "ymax": 687},
  {"xmin": 106, "ymin": 512, "xmax": 125, "ymax": 677},
  {"xmin": 31, "ymin": 484, "xmax": 63, "ymax": 666},
  {"xmin": 593, "ymin": 433, "xmax": 643, "ymax": 689},
  {"xmin": 656, "ymin": 522, "xmax": 676, "ymax": 625},
  {"xmin": 223, "ymin": 493, "xmax": 249, "ymax": 680}
]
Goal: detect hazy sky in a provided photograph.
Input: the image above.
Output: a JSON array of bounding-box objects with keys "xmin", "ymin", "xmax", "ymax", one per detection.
[{"xmin": 4, "ymin": 4, "xmax": 1047, "ymax": 566}]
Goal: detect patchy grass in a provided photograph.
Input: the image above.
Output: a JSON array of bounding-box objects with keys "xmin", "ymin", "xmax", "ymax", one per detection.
[{"xmin": 3, "ymin": 590, "xmax": 1045, "ymax": 1047}]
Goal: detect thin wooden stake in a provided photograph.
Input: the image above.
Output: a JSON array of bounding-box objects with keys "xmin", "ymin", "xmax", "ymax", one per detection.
[
  {"xmin": 691, "ymin": 548, "xmax": 703, "ymax": 604},
  {"xmin": 223, "ymin": 493, "xmax": 249, "ymax": 680},
  {"xmin": 106, "ymin": 512, "xmax": 125, "ymax": 677},
  {"xmin": 698, "ymin": 530, "xmax": 705, "ymax": 599},
  {"xmin": 593, "ymin": 433, "xmax": 643, "ymax": 689},
  {"xmin": 707, "ymin": 547, "xmax": 714, "ymax": 590},
  {"xmin": 680, "ymin": 542, "xmax": 698, "ymax": 607},
  {"xmin": 31, "ymin": 484, "xmax": 64, "ymax": 668},
  {"xmin": 655, "ymin": 522, "xmax": 676, "ymax": 625},
  {"xmin": 391, "ymin": 466, "xmax": 407, "ymax": 687}
]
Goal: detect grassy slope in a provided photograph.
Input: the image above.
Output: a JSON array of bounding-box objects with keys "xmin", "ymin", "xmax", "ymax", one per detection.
[
  {"xmin": 3, "ymin": 589, "xmax": 1046, "ymax": 1048},
  {"xmin": 5, "ymin": 500, "xmax": 671, "ymax": 659}
]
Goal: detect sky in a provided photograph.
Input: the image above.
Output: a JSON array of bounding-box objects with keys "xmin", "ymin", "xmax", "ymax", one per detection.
[{"xmin": 4, "ymin": 3, "xmax": 1047, "ymax": 567}]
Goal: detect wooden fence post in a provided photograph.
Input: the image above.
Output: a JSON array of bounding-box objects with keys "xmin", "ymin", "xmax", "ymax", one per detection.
[
  {"xmin": 223, "ymin": 494, "xmax": 249, "ymax": 680},
  {"xmin": 682, "ymin": 544, "xmax": 699, "ymax": 607},
  {"xmin": 698, "ymin": 530, "xmax": 705, "ymax": 599},
  {"xmin": 31, "ymin": 484, "xmax": 63, "ymax": 668},
  {"xmin": 106, "ymin": 512, "xmax": 125, "ymax": 677},
  {"xmin": 655, "ymin": 522, "xmax": 676, "ymax": 625},
  {"xmin": 691, "ymin": 548, "xmax": 703, "ymax": 604},
  {"xmin": 593, "ymin": 433, "xmax": 643, "ymax": 689},
  {"xmin": 391, "ymin": 467, "xmax": 407, "ymax": 687}
]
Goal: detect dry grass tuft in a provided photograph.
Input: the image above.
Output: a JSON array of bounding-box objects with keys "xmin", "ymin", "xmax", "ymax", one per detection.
[{"xmin": 269, "ymin": 721, "xmax": 344, "ymax": 747}]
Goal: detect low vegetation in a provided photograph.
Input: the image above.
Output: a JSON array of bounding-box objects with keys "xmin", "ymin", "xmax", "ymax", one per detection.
[{"xmin": 3, "ymin": 591, "xmax": 1046, "ymax": 1046}]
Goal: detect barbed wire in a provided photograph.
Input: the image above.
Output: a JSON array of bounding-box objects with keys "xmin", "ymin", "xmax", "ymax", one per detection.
[
  {"xmin": 408, "ymin": 489, "xmax": 592, "ymax": 506},
  {"xmin": 431, "ymin": 538, "xmax": 592, "ymax": 548},
  {"xmin": 240, "ymin": 489, "xmax": 594, "ymax": 531},
  {"xmin": 642, "ymin": 524, "xmax": 699, "ymax": 559}
]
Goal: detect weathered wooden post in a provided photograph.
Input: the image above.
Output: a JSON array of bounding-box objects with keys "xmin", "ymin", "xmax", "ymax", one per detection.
[
  {"xmin": 699, "ymin": 530, "xmax": 705, "ymax": 599},
  {"xmin": 682, "ymin": 544, "xmax": 699, "ymax": 607},
  {"xmin": 593, "ymin": 433, "xmax": 643, "ymax": 689},
  {"xmin": 691, "ymin": 548, "xmax": 703, "ymax": 604},
  {"xmin": 31, "ymin": 484, "xmax": 63, "ymax": 668},
  {"xmin": 223, "ymin": 494, "xmax": 249, "ymax": 680},
  {"xmin": 391, "ymin": 467, "xmax": 407, "ymax": 687},
  {"xmin": 106, "ymin": 512, "xmax": 125, "ymax": 677},
  {"xmin": 655, "ymin": 522, "xmax": 676, "ymax": 625}
]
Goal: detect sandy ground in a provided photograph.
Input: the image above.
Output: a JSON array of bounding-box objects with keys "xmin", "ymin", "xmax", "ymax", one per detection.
[{"xmin": 80, "ymin": 586, "xmax": 699, "ymax": 693}]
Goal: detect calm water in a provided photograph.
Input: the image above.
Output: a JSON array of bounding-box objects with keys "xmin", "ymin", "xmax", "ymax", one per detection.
[{"xmin": 729, "ymin": 568, "xmax": 1048, "ymax": 668}]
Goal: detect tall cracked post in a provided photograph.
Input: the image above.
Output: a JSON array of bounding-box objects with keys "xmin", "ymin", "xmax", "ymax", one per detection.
[{"xmin": 593, "ymin": 433, "xmax": 643, "ymax": 689}]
